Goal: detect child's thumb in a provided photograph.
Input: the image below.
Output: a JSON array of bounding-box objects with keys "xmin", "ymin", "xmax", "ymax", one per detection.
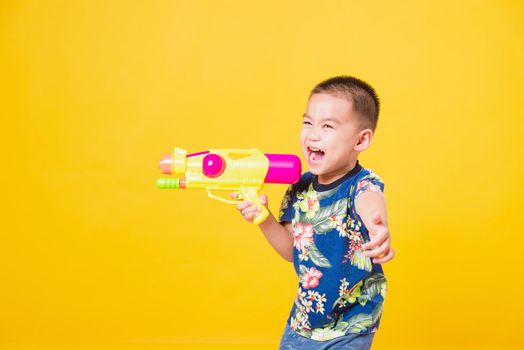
[{"xmin": 260, "ymin": 194, "xmax": 268, "ymax": 205}]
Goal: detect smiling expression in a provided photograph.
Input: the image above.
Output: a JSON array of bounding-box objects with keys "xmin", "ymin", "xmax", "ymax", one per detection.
[{"xmin": 300, "ymin": 93, "xmax": 369, "ymax": 184}]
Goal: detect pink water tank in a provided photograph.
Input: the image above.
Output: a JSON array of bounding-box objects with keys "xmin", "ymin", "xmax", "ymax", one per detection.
[{"xmin": 264, "ymin": 154, "xmax": 302, "ymax": 184}]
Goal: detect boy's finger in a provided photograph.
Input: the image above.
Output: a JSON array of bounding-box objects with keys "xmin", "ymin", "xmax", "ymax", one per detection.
[
  {"xmin": 364, "ymin": 241, "xmax": 389, "ymax": 258},
  {"xmin": 362, "ymin": 230, "xmax": 388, "ymax": 250},
  {"xmin": 241, "ymin": 206, "xmax": 260, "ymax": 216},
  {"xmin": 372, "ymin": 248, "xmax": 395, "ymax": 264},
  {"xmin": 236, "ymin": 201, "xmax": 252, "ymax": 211},
  {"xmin": 260, "ymin": 194, "xmax": 268, "ymax": 205},
  {"xmin": 232, "ymin": 191, "xmax": 243, "ymax": 200},
  {"xmin": 242, "ymin": 211, "xmax": 259, "ymax": 222},
  {"xmin": 231, "ymin": 191, "xmax": 246, "ymax": 200},
  {"xmin": 370, "ymin": 220, "xmax": 388, "ymax": 235}
]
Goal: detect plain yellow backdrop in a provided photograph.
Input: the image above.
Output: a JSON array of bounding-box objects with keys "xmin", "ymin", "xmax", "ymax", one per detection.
[{"xmin": 1, "ymin": 1, "xmax": 523, "ymax": 349}]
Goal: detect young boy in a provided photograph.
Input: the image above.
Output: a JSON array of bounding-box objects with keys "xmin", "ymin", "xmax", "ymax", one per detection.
[{"xmin": 236, "ymin": 76, "xmax": 394, "ymax": 349}]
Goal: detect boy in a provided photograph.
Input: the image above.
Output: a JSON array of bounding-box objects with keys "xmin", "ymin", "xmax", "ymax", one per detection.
[{"xmin": 236, "ymin": 76, "xmax": 394, "ymax": 349}]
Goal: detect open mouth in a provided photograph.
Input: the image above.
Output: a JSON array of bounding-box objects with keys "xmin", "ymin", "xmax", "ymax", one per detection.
[{"xmin": 307, "ymin": 146, "xmax": 325, "ymax": 163}]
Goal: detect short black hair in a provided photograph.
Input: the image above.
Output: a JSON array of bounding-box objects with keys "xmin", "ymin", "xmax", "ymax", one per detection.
[{"xmin": 310, "ymin": 76, "xmax": 380, "ymax": 131}]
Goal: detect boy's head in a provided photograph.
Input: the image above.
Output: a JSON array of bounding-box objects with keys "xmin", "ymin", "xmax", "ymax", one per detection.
[
  {"xmin": 310, "ymin": 76, "xmax": 380, "ymax": 131},
  {"xmin": 301, "ymin": 75, "xmax": 380, "ymax": 184}
]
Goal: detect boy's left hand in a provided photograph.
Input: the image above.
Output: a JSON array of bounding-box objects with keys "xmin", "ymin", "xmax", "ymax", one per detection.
[{"xmin": 361, "ymin": 212, "xmax": 395, "ymax": 264}]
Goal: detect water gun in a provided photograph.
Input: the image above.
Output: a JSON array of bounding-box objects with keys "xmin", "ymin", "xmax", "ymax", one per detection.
[{"xmin": 156, "ymin": 148, "xmax": 302, "ymax": 225}]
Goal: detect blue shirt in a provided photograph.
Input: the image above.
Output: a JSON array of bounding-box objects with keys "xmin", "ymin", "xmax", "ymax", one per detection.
[{"xmin": 278, "ymin": 162, "xmax": 387, "ymax": 341}]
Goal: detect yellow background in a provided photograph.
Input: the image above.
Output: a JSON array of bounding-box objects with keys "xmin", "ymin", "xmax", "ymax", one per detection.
[{"xmin": 1, "ymin": 1, "xmax": 523, "ymax": 349}]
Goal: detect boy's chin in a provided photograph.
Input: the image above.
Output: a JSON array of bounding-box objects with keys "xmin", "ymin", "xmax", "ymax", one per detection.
[{"xmin": 306, "ymin": 164, "xmax": 324, "ymax": 175}]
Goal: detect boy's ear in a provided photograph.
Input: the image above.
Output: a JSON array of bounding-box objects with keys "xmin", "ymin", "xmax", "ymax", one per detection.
[{"xmin": 354, "ymin": 128, "xmax": 373, "ymax": 152}]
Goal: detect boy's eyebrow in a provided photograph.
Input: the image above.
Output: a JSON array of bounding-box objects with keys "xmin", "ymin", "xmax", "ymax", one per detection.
[{"xmin": 302, "ymin": 114, "xmax": 340, "ymax": 124}]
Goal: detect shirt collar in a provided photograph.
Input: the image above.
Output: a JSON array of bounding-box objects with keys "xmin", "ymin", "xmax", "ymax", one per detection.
[{"xmin": 312, "ymin": 161, "xmax": 362, "ymax": 192}]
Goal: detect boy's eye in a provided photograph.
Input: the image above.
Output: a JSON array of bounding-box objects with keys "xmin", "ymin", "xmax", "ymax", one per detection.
[
  {"xmin": 302, "ymin": 121, "xmax": 312, "ymax": 125},
  {"xmin": 323, "ymin": 124, "xmax": 334, "ymax": 129}
]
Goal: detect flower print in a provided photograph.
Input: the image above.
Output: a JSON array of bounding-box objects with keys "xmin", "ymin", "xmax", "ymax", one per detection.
[
  {"xmin": 298, "ymin": 250, "xmax": 310, "ymax": 261},
  {"xmin": 328, "ymin": 214, "xmax": 340, "ymax": 228},
  {"xmin": 299, "ymin": 188, "xmax": 320, "ymax": 218},
  {"xmin": 345, "ymin": 282, "xmax": 362, "ymax": 304},
  {"xmin": 297, "ymin": 289, "xmax": 307, "ymax": 301},
  {"xmin": 328, "ymin": 214, "xmax": 347, "ymax": 235},
  {"xmin": 295, "ymin": 287, "xmax": 327, "ymax": 318},
  {"xmin": 357, "ymin": 179, "xmax": 372, "ymax": 192},
  {"xmin": 296, "ymin": 288, "xmax": 314, "ymax": 313},
  {"xmin": 301, "ymin": 297, "xmax": 313, "ymax": 313},
  {"xmin": 347, "ymin": 217, "xmax": 362, "ymax": 232},
  {"xmin": 291, "ymin": 287, "xmax": 329, "ymax": 337},
  {"xmin": 307, "ymin": 290, "xmax": 327, "ymax": 315},
  {"xmin": 293, "ymin": 221, "xmax": 314, "ymax": 251},
  {"xmin": 350, "ymin": 249, "xmax": 372, "ymax": 272},
  {"xmin": 301, "ymin": 267, "xmax": 323, "ymax": 289},
  {"xmin": 343, "ymin": 224, "xmax": 366, "ymax": 265},
  {"xmin": 278, "ymin": 189, "xmax": 292, "ymax": 219},
  {"xmin": 355, "ymin": 174, "xmax": 384, "ymax": 200},
  {"xmin": 335, "ymin": 280, "xmax": 363, "ymax": 309},
  {"xmin": 290, "ymin": 311, "xmax": 310, "ymax": 331},
  {"xmin": 339, "ymin": 278, "xmax": 350, "ymax": 296},
  {"xmin": 308, "ymin": 290, "xmax": 327, "ymax": 304},
  {"xmin": 339, "ymin": 217, "xmax": 354, "ymax": 238},
  {"xmin": 290, "ymin": 314, "xmax": 301, "ymax": 331},
  {"xmin": 336, "ymin": 221, "xmax": 348, "ymax": 237}
]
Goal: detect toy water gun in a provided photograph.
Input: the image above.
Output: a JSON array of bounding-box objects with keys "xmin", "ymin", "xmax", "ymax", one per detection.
[{"xmin": 156, "ymin": 148, "xmax": 302, "ymax": 225}]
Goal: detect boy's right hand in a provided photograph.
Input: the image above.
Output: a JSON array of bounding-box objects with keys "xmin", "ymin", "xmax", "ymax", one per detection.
[{"xmin": 231, "ymin": 192, "xmax": 269, "ymax": 223}]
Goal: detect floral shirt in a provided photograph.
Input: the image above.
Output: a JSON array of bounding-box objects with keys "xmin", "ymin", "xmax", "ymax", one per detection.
[{"xmin": 278, "ymin": 161, "xmax": 387, "ymax": 341}]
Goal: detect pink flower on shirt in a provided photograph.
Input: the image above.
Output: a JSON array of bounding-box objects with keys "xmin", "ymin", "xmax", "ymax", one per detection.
[
  {"xmin": 301, "ymin": 267, "xmax": 323, "ymax": 289},
  {"xmin": 356, "ymin": 178, "xmax": 382, "ymax": 199},
  {"xmin": 357, "ymin": 179, "xmax": 371, "ymax": 191},
  {"xmin": 294, "ymin": 222, "xmax": 314, "ymax": 251}
]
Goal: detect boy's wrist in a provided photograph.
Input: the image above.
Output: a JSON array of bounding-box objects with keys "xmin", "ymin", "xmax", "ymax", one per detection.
[{"xmin": 258, "ymin": 210, "xmax": 276, "ymax": 229}]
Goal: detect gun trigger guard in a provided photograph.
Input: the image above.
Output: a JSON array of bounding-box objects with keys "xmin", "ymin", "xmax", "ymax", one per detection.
[{"xmin": 206, "ymin": 188, "xmax": 243, "ymax": 204}]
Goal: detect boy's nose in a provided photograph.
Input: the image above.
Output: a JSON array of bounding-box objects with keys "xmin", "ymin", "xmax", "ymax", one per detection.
[{"xmin": 307, "ymin": 130, "xmax": 320, "ymax": 141}]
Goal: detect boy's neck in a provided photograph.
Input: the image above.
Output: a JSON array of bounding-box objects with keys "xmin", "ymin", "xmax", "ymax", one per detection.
[{"xmin": 317, "ymin": 158, "xmax": 359, "ymax": 185}]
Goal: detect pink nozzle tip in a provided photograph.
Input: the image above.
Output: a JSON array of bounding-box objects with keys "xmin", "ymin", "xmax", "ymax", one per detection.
[{"xmin": 159, "ymin": 154, "xmax": 173, "ymax": 175}]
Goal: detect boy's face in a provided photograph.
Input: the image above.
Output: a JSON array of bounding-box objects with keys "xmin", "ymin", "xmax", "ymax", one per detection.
[{"xmin": 300, "ymin": 93, "xmax": 365, "ymax": 184}]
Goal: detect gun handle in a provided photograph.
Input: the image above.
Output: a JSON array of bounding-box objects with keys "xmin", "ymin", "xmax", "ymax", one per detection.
[{"xmin": 240, "ymin": 186, "xmax": 269, "ymax": 225}]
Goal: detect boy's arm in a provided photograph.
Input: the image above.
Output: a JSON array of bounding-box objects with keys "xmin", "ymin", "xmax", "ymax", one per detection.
[
  {"xmin": 236, "ymin": 194, "xmax": 294, "ymax": 262},
  {"xmin": 355, "ymin": 190, "xmax": 395, "ymax": 264},
  {"xmin": 258, "ymin": 215, "xmax": 294, "ymax": 262}
]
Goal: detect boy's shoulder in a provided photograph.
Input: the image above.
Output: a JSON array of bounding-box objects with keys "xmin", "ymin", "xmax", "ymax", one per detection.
[{"xmin": 355, "ymin": 167, "xmax": 385, "ymax": 186}]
